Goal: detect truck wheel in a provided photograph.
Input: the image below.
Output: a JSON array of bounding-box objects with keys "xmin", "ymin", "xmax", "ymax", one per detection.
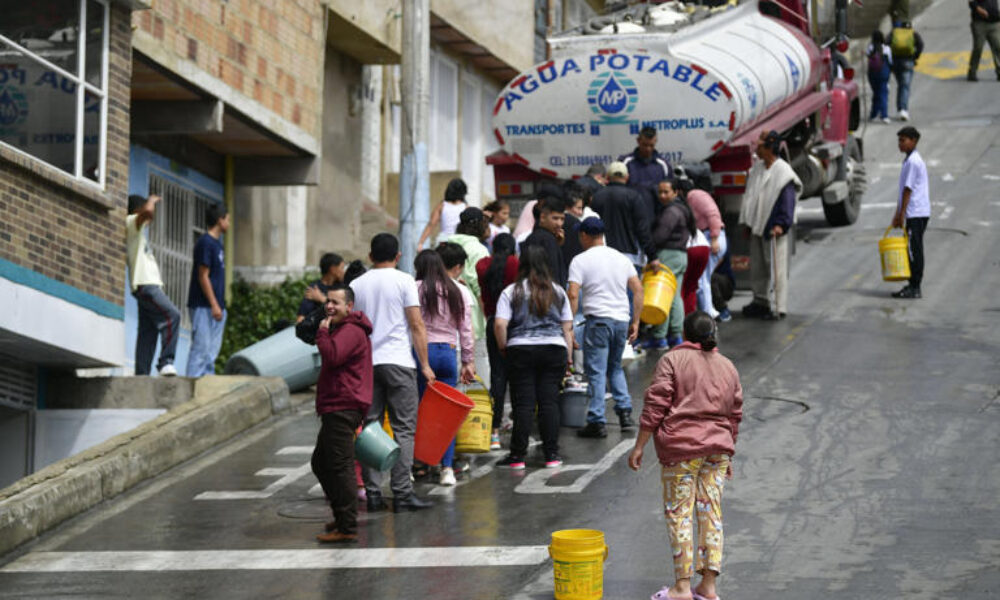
[{"xmin": 823, "ymin": 136, "xmax": 865, "ymax": 226}]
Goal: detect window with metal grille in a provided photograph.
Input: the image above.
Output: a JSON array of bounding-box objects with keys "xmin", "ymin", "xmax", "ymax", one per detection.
[
  {"xmin": 146, "ymin": 174, "xmax": 214, "ymax": 329},
  {"xmin": 0, "ymin": 353, "xmax": 36, "ymax": 411}
]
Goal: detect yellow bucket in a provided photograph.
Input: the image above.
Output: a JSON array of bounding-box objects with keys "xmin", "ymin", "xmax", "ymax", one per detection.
[
  {"xmin": 549, "ymin": 529, "xmax": 609, "ymax": 600},
  {"xmin": 455, "ymin": 378, "xmax": 493, "ymax": 454},
  {"xmin": 640, "ymin": 264, "xmax": 677, "ymax": 326},
  {"xmin": 879, "ymin": 226, "xmax": 910, "ymax": 281}
]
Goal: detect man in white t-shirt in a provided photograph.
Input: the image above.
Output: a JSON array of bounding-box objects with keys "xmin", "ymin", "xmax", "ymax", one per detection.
[
  {"xmin": 126, "ymin": 194, "xmax": 180, "ymax": 377},
  {"xmin": 891, "ymin": 126, "xmax": 930, "ymax": 299},
  {"xmin": 567, "ymin": 217, "xmax": 643, "ymax": 438},
  {"xmin": 349, "ymin": 233, "xmax": 435, "ymax": 513}
]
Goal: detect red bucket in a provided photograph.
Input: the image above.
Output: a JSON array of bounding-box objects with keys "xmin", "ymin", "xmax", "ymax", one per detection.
[{"xmin": 414, "ymin": 381, "xmax": 475, "ymax": 465}]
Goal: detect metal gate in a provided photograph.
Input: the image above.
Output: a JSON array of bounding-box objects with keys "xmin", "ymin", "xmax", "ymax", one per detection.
[{"xmin": 146, "ymin": 174, "xmax": 215, "ymax": 328}]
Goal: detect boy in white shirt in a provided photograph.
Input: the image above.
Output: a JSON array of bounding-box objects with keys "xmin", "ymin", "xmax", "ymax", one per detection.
[
  {"xmin": 891, "ymin": 126, "xmax": 930, "ymax": 299},
  {"xmin": 567, "ymin": 217, "xmax": 644, "ymax": 438}
]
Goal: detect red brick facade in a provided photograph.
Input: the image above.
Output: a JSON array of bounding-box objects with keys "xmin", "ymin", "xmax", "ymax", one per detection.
[{"xmin": 133, "ymin": 0, "xmax": 325, "ymax": 133}]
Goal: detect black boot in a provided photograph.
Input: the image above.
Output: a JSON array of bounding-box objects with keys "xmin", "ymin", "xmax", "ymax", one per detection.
[
  {"xmin": 576, "ymin": 422, "xmax": 607, "ymax": 438},
  {"xmin": 392, "ymin": 493, "xmax": 434, "ymax": 513},
  {"xmin": 366, "ymin": 491, "xmax": 387, "ymax": 512},
  {"xmin": 617, "ymin": 409, "xmax": 635, "ymax": 431}
]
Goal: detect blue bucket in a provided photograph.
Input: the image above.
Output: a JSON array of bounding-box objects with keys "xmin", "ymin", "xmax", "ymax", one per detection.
[{"xmin": 354, "ymin": 420, "xmax": 401, "ymax": 472}]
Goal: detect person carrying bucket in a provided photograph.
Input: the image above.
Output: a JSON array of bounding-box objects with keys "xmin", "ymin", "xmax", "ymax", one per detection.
[
  {"xmin": 640, "ymin": 179, "xmax": 693, "ymax": 350},
  {"xmin": 628, "ymin": 311, "xmax": 743, "ymax": 600},
  {"xmin": 310, "ymin": 284, "xmax": 373, "ymax": 544},
  {"xmin": 889, "ymin": 126, "xmax": 929, "ymax": 299},
  {"xmin": 413, "ymin": 248, "xmax": 476, "ymax": 486},
  {"xmin": 494, "ymin": 245, "xmax": 575, "ymax": 469}
]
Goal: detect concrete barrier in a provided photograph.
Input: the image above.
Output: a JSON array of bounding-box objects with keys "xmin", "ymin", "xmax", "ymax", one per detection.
[{"xmin": 0, "ymin": 376, "xmax": 294, "ymax": 557}]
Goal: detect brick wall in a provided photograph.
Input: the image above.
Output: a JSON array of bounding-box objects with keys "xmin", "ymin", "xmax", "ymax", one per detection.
[
  {"xmin": 134, "ymin": 0, "xmax": 325, "ymax": 136},
  {"xmin": 0, "ymin": 5, "xmax": 133, "ymax": 307}
]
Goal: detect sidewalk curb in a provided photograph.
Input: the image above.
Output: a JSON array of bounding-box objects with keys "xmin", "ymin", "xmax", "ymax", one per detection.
[{"xmin": 0, "ymin": 376, "xmax": 291, "ymax": 557}]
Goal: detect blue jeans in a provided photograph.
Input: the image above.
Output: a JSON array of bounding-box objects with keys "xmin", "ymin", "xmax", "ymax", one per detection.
[
  {"xmin": 186, "ymin": 306, "xmax": 227, "ymax": 377},
  {"xmin": 583, "ymin": 317, "xmax": 631, "ymax": 424},
  {"xmin": 133, "ymin": 284, "xmax": 181, "ymax": 375},
  {"xmin": 415, "ymin": 343, "xmax": 458, "ymax": 467},
  {"xmin": 868, "ymin": 71, "xmax": 890, "ymax": 119},
  {"xmin": 892, "ymin": 59, "xmax": 914, "ymax": 111},
  {"xmin": 696, "ymin": 229, "xmax": 728, "ymax": 318}
]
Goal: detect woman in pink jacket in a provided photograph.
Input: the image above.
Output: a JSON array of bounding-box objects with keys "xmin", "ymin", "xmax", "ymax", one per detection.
[{"xmin": 628, "ymin": 311, "xmax": 743, "ymax": 600}]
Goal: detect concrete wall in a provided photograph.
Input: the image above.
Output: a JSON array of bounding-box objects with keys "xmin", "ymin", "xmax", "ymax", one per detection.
[
  {"xmin": 431, "ymin": 0, "xmax": 536, "ymax": 72},
  {"xmin": 308, "ymin": 47, "xmax": 365, "ymax": 264}
]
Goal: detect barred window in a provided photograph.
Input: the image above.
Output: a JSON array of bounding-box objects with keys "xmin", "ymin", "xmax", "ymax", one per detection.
[{"xmin": 0, "ymin": 0, "xmax": 109, "ymax": 187}]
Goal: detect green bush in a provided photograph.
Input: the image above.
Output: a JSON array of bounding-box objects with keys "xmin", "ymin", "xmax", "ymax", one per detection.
[{"xmin": 215, "ymin": 273, "xmax": 315, "ymax": 372}]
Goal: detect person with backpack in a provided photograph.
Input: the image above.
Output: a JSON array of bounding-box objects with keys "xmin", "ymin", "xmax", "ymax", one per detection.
[
  {"xmin": 866, "ymin": 30, "xmax": 894, "ymax": 123},
  {"xmin": 888, "ymin": 21, "xmax": 924, "ymax": 121},
  {"xmin": 968, "ymin": 0, "xmax": 1000, "ymax": 81}
]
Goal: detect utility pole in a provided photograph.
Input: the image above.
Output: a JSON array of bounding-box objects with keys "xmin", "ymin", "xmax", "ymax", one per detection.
[{"xmin": 398, "ymin": 0, "xmax": 430, "ymax": 275}]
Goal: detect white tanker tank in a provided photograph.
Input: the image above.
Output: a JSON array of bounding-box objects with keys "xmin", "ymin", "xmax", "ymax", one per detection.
[{"xmin": 491, "ymin": 0, "xmax": 825, "ymax": 178}]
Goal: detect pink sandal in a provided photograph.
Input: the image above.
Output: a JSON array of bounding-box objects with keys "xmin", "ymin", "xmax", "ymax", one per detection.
[
  {"xmin": 692, "ymin": 592, "xmax": 720, "ymax": 600},
  {"xmin": 651, "ymin": 587, "xmax": 692, "ymax": 600}
]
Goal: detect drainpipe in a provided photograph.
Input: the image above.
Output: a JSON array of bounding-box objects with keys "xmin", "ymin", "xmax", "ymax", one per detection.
[
  {"xmin": 398, "ymin": 0, "xmax": 430, "ymax": 275},
  {"xmin": 224, "ymin": 155, "xmax": 234, "ymax": 302}
]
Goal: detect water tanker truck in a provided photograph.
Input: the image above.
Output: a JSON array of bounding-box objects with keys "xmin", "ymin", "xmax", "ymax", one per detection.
[{"xmin": 487, "ymin": 0, "xmax": 866, "ymax": 279}]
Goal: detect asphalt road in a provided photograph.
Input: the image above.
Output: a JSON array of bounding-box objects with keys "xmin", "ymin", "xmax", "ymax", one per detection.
[{"xmin": 2, "ymin": 1, "xmax": 998, "ymax": 598}]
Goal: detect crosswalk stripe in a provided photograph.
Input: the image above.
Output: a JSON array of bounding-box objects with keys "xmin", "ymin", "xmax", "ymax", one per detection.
[{"xmin": 1, "ymin": 547, "xmax": 550, "ymax": 572}]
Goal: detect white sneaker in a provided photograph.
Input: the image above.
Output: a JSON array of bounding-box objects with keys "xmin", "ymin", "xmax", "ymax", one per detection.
[
  {"xmin": 439, "ymin": 467, "xmax": 456, "ymax": 486},
  {"xmin": 159, "ymin": 364, "xmax": 177, "ymax": 377},
  {"xmin": 899, "ymin": 109, "xmax": 910, "ymax": 121},
  {"xmin": 881, "ymin": 117, "xmax": 891, "ymax": 124}
]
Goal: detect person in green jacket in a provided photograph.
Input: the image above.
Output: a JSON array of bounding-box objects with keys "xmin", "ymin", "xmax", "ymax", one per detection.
[{"xmin": 444, "ymin": 207, "xmax": 492, "ymax": 394}]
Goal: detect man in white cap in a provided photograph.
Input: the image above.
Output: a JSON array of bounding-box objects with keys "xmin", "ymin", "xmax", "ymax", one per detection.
[
  {"xmin": 568, "ymin": 216, "xmax": 644, "ymax": 438},
  {"xmin": 589, "ymin": 161, "xmax": 656, "ymax": 273}
]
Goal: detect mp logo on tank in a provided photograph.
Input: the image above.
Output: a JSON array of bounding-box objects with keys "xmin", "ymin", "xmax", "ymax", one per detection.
[{"xmin": 492, "ymin": 51, "xmax": 736, "ymax": 179}]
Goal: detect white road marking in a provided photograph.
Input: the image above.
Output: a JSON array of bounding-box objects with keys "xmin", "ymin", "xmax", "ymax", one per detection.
[
  {"xmin": 195, "ymin": 461, "xmax": 312, "ymax": 500},
  {"xmin": 276, "ymin": 446, "xmax": 313, "ymax": 455},
  {"xmin": 0, "ymin": 547, "xmax": 550, "ymax": 572},
  {"xmin": 939, "ymin": 205, "xmax": 954, "ymax": 220},
  {"xmin": 515, "ymin": 440, "xmax": 632, "ymax": 494},
  {"xmin": 942, "ymin": 173, "xmax": 954, "ymax": 182},
  {"xmin": 984, "ymin": 175, "xmax": 1000, "ymax": 181},
  {"xmin": 429, "ymin": 440, "xmax": 541, "ymax": 496}
]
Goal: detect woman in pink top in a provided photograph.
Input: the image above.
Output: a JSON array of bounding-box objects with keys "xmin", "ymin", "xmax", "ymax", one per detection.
[
  {"xmin": 414, "ymin": 249, "xmax": 475, "ymax": 486},
  {"xmin": 628, "ymin": 311, "xmax": 743, "ymax": 600},
  {"xmin": 685, "ymin": 187, "xmax": 729, "ymax": 321}
]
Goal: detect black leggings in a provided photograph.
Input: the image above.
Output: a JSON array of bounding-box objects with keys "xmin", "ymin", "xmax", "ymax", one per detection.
[
  {"xmin": 485, "ymin": 317, "xmax": 508, "ymax": 429},
  {"xmin": 506, "ymin": 344, "xmax": 566, "ymax": 458}
]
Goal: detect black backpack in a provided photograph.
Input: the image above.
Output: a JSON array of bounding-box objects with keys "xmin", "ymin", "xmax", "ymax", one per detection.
[{"xmin": 295, "ymin": 305, "xmax": 326, "ymax": 345}]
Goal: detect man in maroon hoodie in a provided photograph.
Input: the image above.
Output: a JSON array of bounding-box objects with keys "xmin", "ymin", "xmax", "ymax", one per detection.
[{"xmin": 311, "ymin": 284, "xmax": 373, "ymax": 543}]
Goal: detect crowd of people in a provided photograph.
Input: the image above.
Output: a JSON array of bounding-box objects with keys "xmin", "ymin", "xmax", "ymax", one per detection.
[{"xmin": 305, "ymin": 129, "xmax": 757, "ymax": 600}]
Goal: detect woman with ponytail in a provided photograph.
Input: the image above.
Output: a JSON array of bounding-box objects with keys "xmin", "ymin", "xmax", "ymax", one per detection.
[
  {"xmin": 628, "ymin": 311, "xmax": 743, "ymax": 600},
  {"xmin": 475, "ymin": 233, "xmax": 519, "ymax": 449}
]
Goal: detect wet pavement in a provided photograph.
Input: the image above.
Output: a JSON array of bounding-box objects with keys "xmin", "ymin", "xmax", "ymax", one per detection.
[{"xmin": 3, "ymin": 2, "xmax": 1000, "ymax": 598}]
